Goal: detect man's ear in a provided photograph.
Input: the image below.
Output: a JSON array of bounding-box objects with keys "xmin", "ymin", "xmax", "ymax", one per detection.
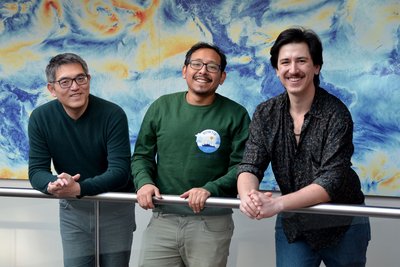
[
  {"xmin": 182, "ymin": 65, "xmax": 187, "ymax": 79},
  {"xmin": 314, "ymin": 65, "xmax": 321, "ymax": 75},
  {"xmin": 47, "ymin": 83, "xmax": 56, "ymax": 97},
  {"xmin": 219, "ymin": 71, "xmax": 227, "ymax": 85}
]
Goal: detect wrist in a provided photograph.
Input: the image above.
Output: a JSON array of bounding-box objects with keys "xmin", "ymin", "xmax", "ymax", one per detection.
[
  {"xmin": 275, "ymin": 197, "xmax": 285, "ymax": 213},
  {"xmin": 75, "ymin": 183, "xmax": 82, "ymax": 198},
  {"xmin": 46, "ymin": 182, "xmax": 52, "ymax": 194}
]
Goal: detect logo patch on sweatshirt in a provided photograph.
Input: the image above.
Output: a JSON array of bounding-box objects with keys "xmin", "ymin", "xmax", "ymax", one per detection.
[{"xmin": 195, "ymin": 129, "xmax": 221, "ymax": 153}]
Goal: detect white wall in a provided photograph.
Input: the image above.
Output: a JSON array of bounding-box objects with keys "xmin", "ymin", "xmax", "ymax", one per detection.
[{"xmin": 0, "ymin": 180, "xmax": 399, "ymax": 267}]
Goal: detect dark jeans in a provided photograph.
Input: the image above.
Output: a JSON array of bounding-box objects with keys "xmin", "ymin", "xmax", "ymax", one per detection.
[{"xmin": 275, "ymin": 214, "xmax": 371, "ymax": 267}]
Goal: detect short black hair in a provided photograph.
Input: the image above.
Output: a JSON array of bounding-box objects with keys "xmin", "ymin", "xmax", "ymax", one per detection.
[
  {"xmin": 46, "ymin": 53, "xmax": 89, "ymax": 82},
  {"xmin": 270, "ymin": 27, "xmax": 323, "ymax": 86},
  {"xmin": 184, "ymin": 42, "xmax": 227, "ymax": 72}
]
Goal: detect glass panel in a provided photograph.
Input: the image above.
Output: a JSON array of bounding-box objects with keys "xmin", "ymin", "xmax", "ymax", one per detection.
[
  {"xmin": 1, "ymin": 194, "xmax": 399, "ymax": 266},
  {"xmin": 0, "ymin": 197, "xmax": 63, "ymax": 267}
]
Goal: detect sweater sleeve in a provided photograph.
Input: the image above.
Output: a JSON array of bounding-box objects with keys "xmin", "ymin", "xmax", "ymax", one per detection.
[
  {"xmin": 28, "ymin": 110, "xmax": 57, "ymax": 194},
  {"xmin": 131, "ymin": 103, "xmax": 158, "ymax": 191}
]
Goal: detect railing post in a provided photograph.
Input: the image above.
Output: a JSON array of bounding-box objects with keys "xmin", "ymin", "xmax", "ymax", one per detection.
[{"xmin": 95, "ymin": 200, "xmax": 100, "ymax": 267}]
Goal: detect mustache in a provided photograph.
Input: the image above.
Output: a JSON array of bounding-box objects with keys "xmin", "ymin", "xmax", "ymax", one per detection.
[
  {"xmin": 193, "ymin": 74, "xmax": 212, "ymax": 81},
  {"xmin": 286, "ymin": 73, "xmax": 304, "ymax": 78}
]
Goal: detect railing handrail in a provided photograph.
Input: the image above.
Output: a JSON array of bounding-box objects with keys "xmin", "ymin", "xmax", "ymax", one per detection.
[{"xmin": 1, "ymin": 187, "xmax": 399, "ymax": 219}]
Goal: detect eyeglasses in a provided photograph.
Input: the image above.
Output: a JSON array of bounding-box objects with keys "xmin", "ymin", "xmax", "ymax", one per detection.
[
  {"xmin": 189, "ymin": 60, "xmax": 221, "ymax": 73},
  {"xmin": 52, "ymin": 75, "xmax": 89, "ymax": 89}
]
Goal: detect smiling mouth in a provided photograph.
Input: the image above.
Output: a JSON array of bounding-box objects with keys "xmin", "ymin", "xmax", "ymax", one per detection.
[
  {"xmin": 287, "ymin": 76, "xmax": 303, "ymax": 82},
  {"xmin": 194, "ymin": 76, "xmax": 212, "ymax": 83}
]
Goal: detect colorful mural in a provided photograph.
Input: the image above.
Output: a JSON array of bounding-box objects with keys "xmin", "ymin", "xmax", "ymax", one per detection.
[{"xmin": 0, "ymin": 0, "xmax": 399, "ymax": 196}]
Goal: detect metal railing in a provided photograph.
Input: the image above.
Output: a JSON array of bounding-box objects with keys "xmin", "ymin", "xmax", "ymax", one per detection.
[
  {"xmin": 1, "ymin": 186, "xmax": 399, "ymax": 266},
  {"xmin": 1, "ymin": 187, "xmax": 400, "ymax": 219}
]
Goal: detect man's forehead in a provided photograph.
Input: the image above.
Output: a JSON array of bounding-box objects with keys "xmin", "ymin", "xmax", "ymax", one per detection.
[
  {"xmin": 55, "ymin": 63, "xmax": 85, "ymax": 78},
  {"xmin": 278, "ymin": 43, "xmax": 311, "ymax": 57}
]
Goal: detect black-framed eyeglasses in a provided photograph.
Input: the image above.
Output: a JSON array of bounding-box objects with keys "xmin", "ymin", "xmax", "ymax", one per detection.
[
  {"xmin": 189, "ymin": 60, "xmax": 221, "ymax": 73},
  {"xmin": 52, "ymin": 74, "xmax": 89, "ymax": 89}
]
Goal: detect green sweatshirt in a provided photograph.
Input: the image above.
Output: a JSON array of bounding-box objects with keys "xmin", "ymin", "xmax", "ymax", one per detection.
[
  {"xmin": 28, "ymin": 94, "xmax": 134, "ymax": 196},
  {"xmin": 132, "ymin": 92, "xmax": 250, "ymax": 215}
]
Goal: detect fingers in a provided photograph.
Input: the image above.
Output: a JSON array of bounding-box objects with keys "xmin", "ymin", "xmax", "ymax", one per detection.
[
  {"xmin": 263, "ymin": 191, "xmax": 273, "ymax": 197},
  {"xmin": 250, "ymin": 191, "xmax": 279, "ymax": 219},
  {"xmin": 47, "ymin": 178, "xmax": 80, "ymax": 198},
  {"xmin": 180, "ymin": 188, "xmax": 210, "ymax": 214},
  {"xmin": 56, "ymin": 172, "xmax": 80, "ymax": 186},
  {"xmin": 240, "ymin": 190, "xmax": 275, "ymax": 219},
  {"xmin": 47, "ymin": 181, "xmax": 60, "ymax": 195},
  {"xmin": 136, "ymin": 184, "xmax": 160, "ymax": 210},
  {"xmin": 49, "ymin": 172, "xmax": 75, "ymax": 192},
  {"xmin": 153, "ymin": 187, "xmax": 162, "ymax": 199},
  {"xmin": 240, "ymin": 195, "xmax": 260, "ymax": 219},
  {"xmin": 180, "ymin": 191, "xmax": 189, "ymax": 199},
  {"xmin": 188, "ymin": 193, "xmax": 206, "ymax": 213},
  {"xmin": 137, "ymin": 192, "xmax": 153, "ymax": 210},
  {"xmin": 72, "ymin": 174, "xmax": 81, "ymax": 181}
]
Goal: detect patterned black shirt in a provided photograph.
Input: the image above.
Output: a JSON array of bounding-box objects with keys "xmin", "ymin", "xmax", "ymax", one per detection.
[{"xmin": 238, "ymin": 87, "xmax": 365, "ymax": 250}]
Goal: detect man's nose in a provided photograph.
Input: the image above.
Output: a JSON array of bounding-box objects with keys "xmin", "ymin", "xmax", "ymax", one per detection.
[
  {"xmin": 288, "ymin": 62, "xmax": 299, "ymax": 73},
  {"xmin": 198, "ymin": 64, "xmax": 208, "ymax": 73},
  {"xmin": 69, "ymin": 79, "xmax": 79, "ymax": 89}
]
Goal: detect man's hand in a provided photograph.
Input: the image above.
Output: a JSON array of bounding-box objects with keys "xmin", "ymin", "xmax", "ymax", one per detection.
[
  {"xmin": 249, "ymin": 190, "xmax": 281, "ymax": 220},
  {"xmin": 239, "ymin": 189, "xmax": 261, "ymax": 219},
  {"xmin": 180, "ymin": 188, "xmax": 211, "ymax": 213},
  {"xmin": 47, "ymin": 172, "xmax": 81, "ymax": 198},
  {"xmin": 136, "ymin": 184, "xmax": 162, "ymax": 210}
]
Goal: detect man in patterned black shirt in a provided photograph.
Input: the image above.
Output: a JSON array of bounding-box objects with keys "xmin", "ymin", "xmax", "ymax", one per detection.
[{"xmin": 237, "ymin": 27, "xmax": 370, "ymax": 267}]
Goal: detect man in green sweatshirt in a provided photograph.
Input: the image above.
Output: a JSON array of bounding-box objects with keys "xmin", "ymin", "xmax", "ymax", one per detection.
[{"xmin": 132, "ymin": 42, "xmax": 250, "ymax": 267}]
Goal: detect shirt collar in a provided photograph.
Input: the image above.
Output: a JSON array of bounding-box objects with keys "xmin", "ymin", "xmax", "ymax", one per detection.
[{"xmin": 280, "ymin": 87, "xmax": 325, "ymax": 119}]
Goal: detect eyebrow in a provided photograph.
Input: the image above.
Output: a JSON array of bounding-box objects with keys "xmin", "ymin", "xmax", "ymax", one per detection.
[
  {"xmin": 279, "ymin": 56, "xmax": 309, "ymax": 62},
  {"xmin": 56, "ymin": 73, "xmax": 86, "ymax": 80},
  {"xmin": 191, "ymin": 58, "xmax": 220, "ymax": 64}
]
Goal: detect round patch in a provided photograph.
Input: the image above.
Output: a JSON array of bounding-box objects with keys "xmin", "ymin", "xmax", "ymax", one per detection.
[{"xmin": 195, "ymin": 129, "xmax": 221, "ymax": 153}]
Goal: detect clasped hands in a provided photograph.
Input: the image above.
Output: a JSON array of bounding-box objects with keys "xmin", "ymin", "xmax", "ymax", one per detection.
[
  {"xmin": 47, "ymin": 172, "xmax": 81, "ymax": 198},
  {"xmin": 240, "ymin": 189, "xmax": 282, "ymax": 220}
]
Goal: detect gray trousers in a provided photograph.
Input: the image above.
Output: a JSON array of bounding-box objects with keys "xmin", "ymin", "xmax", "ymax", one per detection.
[{"xmin": 139, "ymin": 212, "xmax": 234, "ymax": 267}]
